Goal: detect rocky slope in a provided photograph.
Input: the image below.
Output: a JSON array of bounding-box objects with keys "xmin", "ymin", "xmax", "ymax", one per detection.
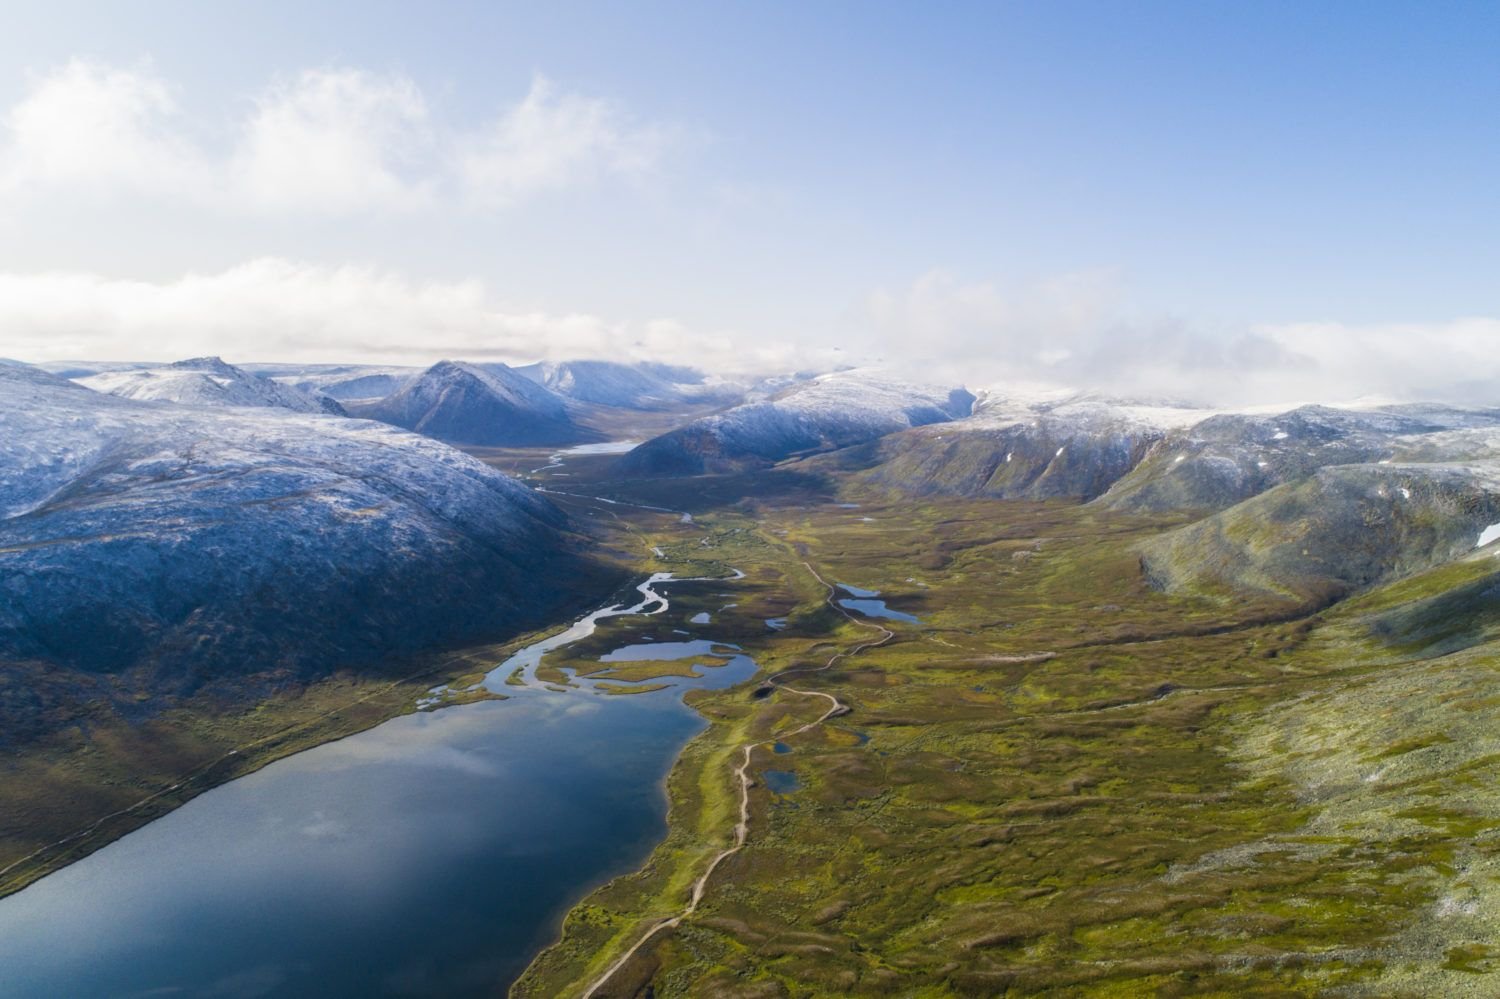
[
  {"xmin": 350, "ymin": 360, "xmax": 599, "ymax": 447},
  {"xmin": 843, "ymin": 393, "xmax": 1212, "ymax": 501},
  {"xmin": 0, "ymin": 362, "xmax": 597, "ymax": 743},
  {"xmin": 616, "ymin": 370, "xmax": 975, "ymax": 476},
  {"xmin": 1100, "ymin": 403, "xmax": 1500, "ymax": 513},
  {"xmin": 831, "ymin": 389, "xmax": 1500, "ymax": 513},
  {"xmin": 77, "ymin": 357, "xmax": 346, "ymax": 415}
]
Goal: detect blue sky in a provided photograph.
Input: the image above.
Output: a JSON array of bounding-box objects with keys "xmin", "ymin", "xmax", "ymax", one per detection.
[{"xmin": 0, "ymin": 1, "xmax": 1497, "ymax": 401}]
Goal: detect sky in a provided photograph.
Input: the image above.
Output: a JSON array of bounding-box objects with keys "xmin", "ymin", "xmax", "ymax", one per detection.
[{"xmin": 0, "ymin": 0, "xmax": 1498, "ymax": 403}]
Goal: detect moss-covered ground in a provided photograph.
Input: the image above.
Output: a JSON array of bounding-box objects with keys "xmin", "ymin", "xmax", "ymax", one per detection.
[
  {"xmin": 8, "ymin": 441, "xmax": 1499, "ymax": 997},
  {"xmin": 513, "ymin": 461, "xmax": 1500, "ymax": 998}
]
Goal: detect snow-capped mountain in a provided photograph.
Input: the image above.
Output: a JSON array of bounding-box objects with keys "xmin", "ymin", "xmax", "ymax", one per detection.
[
  {"xmin": 350, "ymin": 360, "xmax": 599, "ymax": 447},
  {"xmin": 835, "ymin": 386, "xmax": 1500, "ymax": 509},
  {"xmin": 77, "ymin": 357, "xmax": 346, "ymax": 415},
  {"xmin": 1102, "ymin": 403, "xmax": 1500, "ymax": 512},
  {"xmin": 514, "ymin": 360, "xmax": 743, "ymax": 411},
  {"xmin": 849, "ymin": 392, "xmax": 1218, "ymax": 501},
  {"xmin": 243, "ymin": 363, "xmax": 422, "ymax": 402},
  {"xmin": 0, "ymin": 361, "xmax": 596, "ymax": 740},
  {"xmin": 616, "ymin": 369, "xmax": 975, "ymax": 475},
  {"xmin": 826, "ymin": 384, "xmax": 1500, "ymax": 602}
]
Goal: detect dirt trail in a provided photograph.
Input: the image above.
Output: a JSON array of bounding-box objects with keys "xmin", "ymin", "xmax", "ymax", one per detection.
[{"xmin": 579, "ymin": 561, "xmax": 894, "ymax": 999}]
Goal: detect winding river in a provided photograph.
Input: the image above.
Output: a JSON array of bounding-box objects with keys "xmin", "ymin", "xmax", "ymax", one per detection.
[{"xmin": 0, "ymin": 572, "xmax": 752, "ymax": 999}]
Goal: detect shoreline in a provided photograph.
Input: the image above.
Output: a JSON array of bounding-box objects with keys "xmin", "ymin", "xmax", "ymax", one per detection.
[
  {"xmin": 0, "ymin": 571, "xmax": 634, "ymax": 903},
  {"xmin": 571, "ymin": 560, "xmax": 890, "ymax": 998}
]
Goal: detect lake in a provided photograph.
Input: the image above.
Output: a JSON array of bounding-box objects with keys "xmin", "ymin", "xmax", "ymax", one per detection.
[{"xmin": 0, "ymin": 579, "xmax": 755, "ymax": 999}]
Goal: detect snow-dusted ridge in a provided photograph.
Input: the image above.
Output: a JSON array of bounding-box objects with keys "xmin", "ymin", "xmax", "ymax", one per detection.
[
  {"xmin": 0, "ymin": 361, "xmax": 591, "ymax": 732},
  {"xmin": 245, "ymin": 363, "xmax": 422, "ymax": 403},
  {"xmin": 76, "ymin": 357, "xmax": 346, "ymax": 415},
  {"xmin": 617, "ymin": 368, "xmax": 975, "ymax": 476},
  {"xmin": 515, "ymin": 359, "xmax": 744, "ymax": 411},
  {"xmin": 351, "ymin": 359, "xmax": 599, "ymax": 447}
]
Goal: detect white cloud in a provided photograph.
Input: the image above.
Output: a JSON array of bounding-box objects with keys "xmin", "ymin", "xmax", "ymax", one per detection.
[
  {"xmin": 867, "ymin": 269, "xmax": 1120, "ymax": 371},
  {"xmin": 0, "ymin": 258, "xmax": 814, "ymax": 374},
  {"xmin": 0, "ymin": 59, "xmax": 210, "ymax": 199},
  {"xmin": 865, "ymin": 269, "xmax": 1500, "ymax": 406},
  {"xmin": 3, "ymin": 258, "xmax": 1495, "ymax": 404},
  {"xmin": 457, "ymin": 74, "xmax": 666, "ymax": 206},
  {"xmin": 232, "ymin": 69, "xmax": 433, "ymax": 212},
  {"xmin": 1254, "ymin": 318, "xmax": 1500, "ymax": 404},
  {"xmin": 0, "ymin": 60, "xmax": 669, "ymax": 214}
]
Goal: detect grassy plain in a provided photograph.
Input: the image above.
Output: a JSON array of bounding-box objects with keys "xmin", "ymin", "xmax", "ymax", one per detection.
[
  {"xmin": 7, "ymin": 437, "xmax": 1498, "ymax": 998},
  {"xmin": 515, "ymin": 458, "xmax": 1500, "ymax": 998}
]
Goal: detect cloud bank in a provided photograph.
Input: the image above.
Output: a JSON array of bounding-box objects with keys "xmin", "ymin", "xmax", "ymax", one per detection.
[
  {"xmin": 2, "ymin": 260, "xmax": 1495, "ymax": 409},
  {"xmin": 866, "ymin": 270, "xmax": 1500, "ymax": 407},
  {"xmin": 0, "ymin": 259, "xmax": 828, "ymax": 374},
  {"xmin": 0, "ymin": 60, "xmax": 666, "ymax": 212}
]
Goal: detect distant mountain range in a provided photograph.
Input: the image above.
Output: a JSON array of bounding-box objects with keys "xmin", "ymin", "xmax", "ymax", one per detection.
[
  {"xmin": 40, "ymin": 356, "xmax": 746, "ymax": 448},
  {"xmin": 24, "ymin": 350, "xmax": 1500, "ymax": 637},
  {"xmin": 77, "ymin": 356, "xmax": 346, "ymax": 415},
  {"xmin": 616, "ymin": 370, "xmax": 976, "ymax": 475},
  {"xmin": 248, "ymin": 363, "xmax": 422, "ymax": 403}
]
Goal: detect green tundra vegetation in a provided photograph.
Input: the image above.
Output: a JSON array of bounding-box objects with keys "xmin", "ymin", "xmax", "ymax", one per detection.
[
  {"xmin": 512, "ymin": 457, "xmax": 1500, "ymax": 998},
  {"xmin": 6, "ymin": 442, "xmax": 1499, "ymax": 997}
]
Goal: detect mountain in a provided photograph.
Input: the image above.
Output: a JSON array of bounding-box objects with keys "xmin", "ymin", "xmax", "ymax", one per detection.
[
  {"xmin": 76, "ymin": 357, "xmax": 346, "ymax": 415},
  {"xmin": 616, "ymin": 370, "xmax": 975, "ymax": 476},
  {"xmin": 838, "ymin": 392, "xmax": 1214, "ymax": 501},
  {"xmin": 514, "ymin": 360, "xmax": 743, "ymax": 411},
  {"xmin": 0, "ymin": 361, "xmax": 598, "ymax": 744},
  {"xmin": 1101, "ymin": 403, "xmax": 1500, "ymax": 513},
  {"xmin": 824, "ymin": 390, "xmax": 1500, "ymax": 511},
  {"xmin": 242, "ymin": 363, "xmax": 422, "ymax": 402},
  {"xmin": 349, "ymin": 360, "xmax": 600, "ymax": 447},
  {"xmin": 1140, "ymin": 457, "xmax": 1500, "ymax": 605}
]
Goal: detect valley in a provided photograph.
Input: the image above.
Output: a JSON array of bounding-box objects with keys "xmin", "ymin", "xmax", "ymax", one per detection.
[
  {"xmin": 6, "ymin": 12, "xmax": 1491, "ymax": 997},
  {"xmin": 513, "ymin": 456, "xmax": 1500, "ymax": 997},
  {"xmin": 5, "ymin": 360, "xmax": 1500, "ymax": 996}
]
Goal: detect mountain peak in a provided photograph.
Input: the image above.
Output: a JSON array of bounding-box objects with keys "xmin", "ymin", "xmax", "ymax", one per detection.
[{"xmin": 353, "ymin": 359, "xmax": 597, "ymax": 447}]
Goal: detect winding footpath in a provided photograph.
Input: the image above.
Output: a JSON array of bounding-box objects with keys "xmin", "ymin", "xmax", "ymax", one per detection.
[{"xmin": 580, "ymin": 560, "xmax": 895, "ymax": 999}]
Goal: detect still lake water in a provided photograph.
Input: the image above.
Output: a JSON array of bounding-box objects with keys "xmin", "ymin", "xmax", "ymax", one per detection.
[{"xmin": 0, "ymin": 612, "xmax": 754, "ymax": 998}]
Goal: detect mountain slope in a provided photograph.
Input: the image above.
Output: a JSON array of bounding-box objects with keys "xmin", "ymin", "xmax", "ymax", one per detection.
[
  {"xmin": 1140, "ymin": 458, "xmax": 1500, "ymax": 604},
  {"xmin": 840, "ymin": 394, "xmax": 1212, "ymax": 501},
  {"xmin": 616, "ymin": 370, "xmax": 974, "ymax": 476},
  {"xmin": 823, "ymin": 389, "xmax": 1500, "ymax": 512},
  {"xmin": 0, "ymin": 361, "xmax": 600, "ymax": 743},
  {"xmin": 1101, "ymin": 404, "xmax": 1500, "ymax": 513},
  {"xmin": 350, "ymin": 360, "xmax": 599, "ymax": 447},
  {"xmin": 77, "ymin": 357, "xmax": 346, "ymax": 415}
]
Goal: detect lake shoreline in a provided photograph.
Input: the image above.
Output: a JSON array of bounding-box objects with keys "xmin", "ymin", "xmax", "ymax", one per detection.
[{"xmin": 0, "ymin": 564, "xmax": 638, "ymax": 904}]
